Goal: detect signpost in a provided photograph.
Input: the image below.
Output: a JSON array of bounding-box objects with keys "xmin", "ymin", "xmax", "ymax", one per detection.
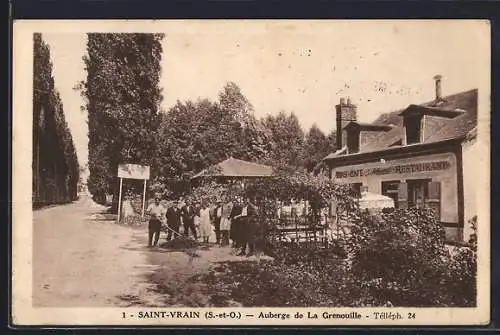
[{"xmin": 117, "ymin": 164, "xmax": 150, "ymax": 223}]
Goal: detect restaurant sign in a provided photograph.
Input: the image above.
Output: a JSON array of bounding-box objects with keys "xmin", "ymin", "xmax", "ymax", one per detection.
[{"xmin": 335, "ymin": 160, "xmax": 451, "ymax": 179}]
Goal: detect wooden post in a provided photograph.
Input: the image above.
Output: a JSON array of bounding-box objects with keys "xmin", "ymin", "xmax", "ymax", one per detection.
[
  {"xmin": 141, "ymin": 179, "xmax": 147, "ymax": 218},
  {"xmin": 117, "ymin": 177, "xmax": 123, "ymax": 223}
]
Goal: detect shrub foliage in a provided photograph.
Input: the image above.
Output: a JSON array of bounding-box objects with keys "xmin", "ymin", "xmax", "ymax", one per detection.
[{"xmin": 194, "ymin": 177, "xmax": 477, "ymax": 307}]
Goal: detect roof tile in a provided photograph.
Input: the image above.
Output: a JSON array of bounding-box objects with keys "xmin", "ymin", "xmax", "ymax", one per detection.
[{"xmin": 325, "ymin": 88, "xmax": 478, "ymax": 158}]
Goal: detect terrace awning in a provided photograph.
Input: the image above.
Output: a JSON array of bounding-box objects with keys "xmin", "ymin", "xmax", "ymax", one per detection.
[
  {"xmin": 358, "ymin": 191, "xmax": 395, "ymax": 210},
  {"xmin": 190, "ymin": 157, "xmax": 274, "ymax": 180}
]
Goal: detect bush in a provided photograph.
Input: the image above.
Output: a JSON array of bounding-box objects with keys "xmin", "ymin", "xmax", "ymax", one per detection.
[
  {"xmin": 346, "ymin": 207, "xmax": 476, "ymax": 307},
  {"xmin": 268, "ymin": 241, "xmax": 345, "ymax": 268},
  {"xmin": 199, "ymin": 210, "xmax": 477, "ymax": 307},
  {"xmin": 443, "ymin": 246, "xmax": 476, "ymax": 306},
  {"xmin": 203, "ymin": 257, "xmax": 349, "ymax": 307},
  {"xmin": 467, "ymin": 215, "xmax": 478, "ymax": 251},
  {"xmin": 190, "ymin": 173, "xmax": 476, "ymax": 307}
]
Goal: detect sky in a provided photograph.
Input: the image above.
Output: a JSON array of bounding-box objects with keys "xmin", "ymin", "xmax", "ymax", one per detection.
[{"xmin": 41, "ymin": 20, "xmax": 490, "ymax": 171}]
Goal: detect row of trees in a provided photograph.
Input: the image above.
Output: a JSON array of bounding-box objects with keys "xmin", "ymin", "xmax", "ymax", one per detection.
[
  {"xmin": 33, "ymin": 33, "xmax": 79, "ymax": 208},
  {"xmin": 79, "ymin": 33, "xmax": 164, "ymax": 204},
  {"xmin": 153, "ymin": 83, "xmax": 337, "ymax": 194},
  {"xmin": 80, "ymin": 33, "xmax": 337, "ymax": 205}
]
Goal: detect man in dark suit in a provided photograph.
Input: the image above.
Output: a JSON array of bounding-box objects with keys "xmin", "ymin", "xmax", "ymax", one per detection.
[
  {"xmin": 181, "ymin": 199, "xmax": 197, "ymax": 239},
  {"xmin": 166, "ymin": 200, "xmax": 182, "ymax": 241},
  {"xmin": 237, "ymin": 197, "xmax": 260, "ymax": 256}
]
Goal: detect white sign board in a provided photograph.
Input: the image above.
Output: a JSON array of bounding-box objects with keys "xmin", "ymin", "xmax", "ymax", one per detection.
[{"xmin": 117, "ymin": 164, "xmax": 150, "ymax": 180}]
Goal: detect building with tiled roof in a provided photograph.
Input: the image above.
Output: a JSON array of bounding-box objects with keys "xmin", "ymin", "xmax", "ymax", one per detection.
[
  {"xmin": 191, "ymin": 157, "xmax": 274, "ymax": 180},
  {"xmin": 319, "ymin": 75, "xmax": 481, "ymax": 242}
]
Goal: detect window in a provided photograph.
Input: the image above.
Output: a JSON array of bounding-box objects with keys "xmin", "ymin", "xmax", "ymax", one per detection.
[
  {"xmin": 350, "ymin": 183, "xmax": 362, "ymax": 198},
  {"xmin": 407, "ymin": 179, "xmax": 431, "ymax": 208},
  {"xmin": 382, "ymin": 179, "xmax": 438, "ymax": 213},
  {"xmin": 382, "ymin": 180, "xmax": 400, "ymax": 208},
  {"xmin": 405, "ymin": 115, "xmax": 422, "ymax": 144}
]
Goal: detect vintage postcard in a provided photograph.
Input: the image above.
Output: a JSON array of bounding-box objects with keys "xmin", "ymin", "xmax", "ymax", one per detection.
[{"xmin": 12, "ymin": 20, "xmax": 491, "ymax": 326}]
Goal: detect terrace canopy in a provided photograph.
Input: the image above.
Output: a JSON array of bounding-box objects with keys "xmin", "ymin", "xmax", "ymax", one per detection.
[
  {"xmin": 190, "ymin": 157, "xmax": 274, "ymax": 182},
  {"xmin": 358, "ymin": 191, "xmax": 395, "ymax": 210}
]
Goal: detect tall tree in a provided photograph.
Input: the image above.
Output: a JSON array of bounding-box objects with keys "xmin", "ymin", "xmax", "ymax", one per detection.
[
  {"xmin": 261, "ymin": 111, "xmax": 305, "ymax": 169},
  {"xmin": 326, "ymin": 130, "xmax": 337, "ymax": 151},
  {"xmin": 302, "ymin": 124, "xmax": 333, "ymax": 172},
  {"xmin": 79, "ymin": 33, "xmax": 164, "ymax": 205},
  {"xmin": 218, "ymin": 82, "xmax": 271, "ymax": 162},
  {"xmin": 153, "ymin": 82, "xmax": 274, "ymax": 197},
  {"xmin": 218, "ymin": 81, "xmax": 254, "ymax": 123},
  {"xmin": 33, "ymin": 33, "xmax": 79, "ymax": 207},
  {"xmin": 237, "ymin": 115, "xmax": 273, "ymax": 163},
  {"xmin": 155, "ymin": 97, "xmax": 242, "ymax": 194}
]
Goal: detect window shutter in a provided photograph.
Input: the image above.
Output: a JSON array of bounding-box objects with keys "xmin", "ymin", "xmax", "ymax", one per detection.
[
  {"xmin": 425, "ymin": 181, "xmax": 441, "ymax": 220},
  {"xmin": 397, "ymin": 182, "xmax": 408, "ymax": 209}
]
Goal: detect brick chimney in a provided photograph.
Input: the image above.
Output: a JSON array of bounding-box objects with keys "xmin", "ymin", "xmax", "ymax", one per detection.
[
  {"xmin": 433, "ymin": 74, "xmax": 442, "ymax": 101},
  {"xmin": 335, "ymin": 97, "xmax": 357, "ymax": 150}
]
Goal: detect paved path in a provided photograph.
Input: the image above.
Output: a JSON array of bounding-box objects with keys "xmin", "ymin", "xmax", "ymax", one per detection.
[{"xmin": 33, "ymin": 196, "xmax": 164, "ymax": 307}]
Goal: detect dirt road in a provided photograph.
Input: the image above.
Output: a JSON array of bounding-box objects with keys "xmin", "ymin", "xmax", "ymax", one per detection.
[{"xmin": 32, "ymin": 196, "xmax": 262, "ymax": 307}]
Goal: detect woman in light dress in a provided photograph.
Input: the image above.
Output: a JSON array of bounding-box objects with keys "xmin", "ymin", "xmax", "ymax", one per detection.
[
  {"xmin": 198, "ymin": 202, "xmax": 213, "ymax": 243},
  {"xmin": 121, "ymin": 193, "xmax": 136, "ymax": 222},
  {"xmin": 122, "ymin": 198, "xmax": 135, "ymax": 218},
  {"xmin": 219, "ymin": 197, "xmax": 234, "ymax": 246}
]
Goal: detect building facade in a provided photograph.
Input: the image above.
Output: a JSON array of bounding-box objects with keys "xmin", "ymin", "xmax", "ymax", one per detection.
[{"xmin": 321, "ymin": 76, "xmax": 479, "ymax": 242}]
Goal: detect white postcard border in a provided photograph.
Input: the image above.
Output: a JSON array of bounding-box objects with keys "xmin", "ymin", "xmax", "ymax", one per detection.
[{"xmin": 12, "ymin": 19, "xmax": 491, "ymax": 326}]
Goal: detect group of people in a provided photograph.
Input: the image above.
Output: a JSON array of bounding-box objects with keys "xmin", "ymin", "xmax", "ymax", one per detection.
[
  {"xmin": 145, "ymin": 193, "xmax": 261, "ymax": 257},
  {"xmin": 210, "ymin": 195, "xmax": 261, "ymax": 256}
]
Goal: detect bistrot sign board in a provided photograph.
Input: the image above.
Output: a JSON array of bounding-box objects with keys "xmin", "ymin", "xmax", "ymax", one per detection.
[{"xmin": 117, "ymin": 164, "xmax": 150, "ymax": 180}]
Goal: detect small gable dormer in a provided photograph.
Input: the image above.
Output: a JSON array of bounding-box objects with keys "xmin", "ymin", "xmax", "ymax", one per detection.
[
  {"xmin": 400, "ymin": 108, "xmax": 424, "ymax": 145},
  {"xmin": 399, "ymin": 75, "xmax": 465, "ymax": 145},
  {"xmin": 344, "ymin": 122, "xmax": 393, "ymax": 154},
  {"xmin": 400, "ymin": 104, "xmax": 465, "ymax": 145}
]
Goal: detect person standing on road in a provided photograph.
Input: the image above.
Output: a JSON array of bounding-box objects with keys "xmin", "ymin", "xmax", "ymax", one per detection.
[
  {"xmin": 146, "ymin": 193, "xmax": 166, "ymax": 248},
  {"xmin": 229, "ymin": 197, "xmax": 243, "ymax": 250},
  {"xmin": 181, "ymin": 199, "xmax": 197, "ymax": 239},
  {"xmin": 209, "ymin": 200, "xmax": 222, "ymax": 244},
  {"xmin": 193, "ymin": 200, "xmax": 202, "ymax": 240},
  {"xmin": 219, "ymin": 196, "xmax": 234, "ymax": 246},
  {"xmin": 199, "ymin": 201, "xmax": 213, "ymax": 243},
  {"xmin": 237, "ymin": 197, "xmax": 259, "ymax": 256},
  {"xmin": 166, "ymin": 199, "xmax": 182, "ymax": 241}
]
